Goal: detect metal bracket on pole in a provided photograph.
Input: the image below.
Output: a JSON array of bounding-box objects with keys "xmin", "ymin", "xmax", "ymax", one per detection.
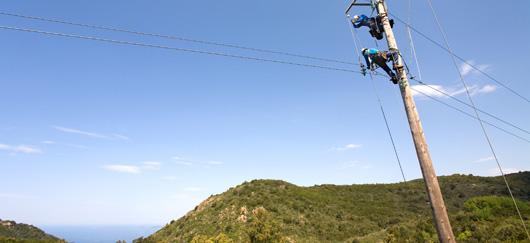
[{"xmin": 345, "ymin": 0, "xmax": 373, "ymax": 15}]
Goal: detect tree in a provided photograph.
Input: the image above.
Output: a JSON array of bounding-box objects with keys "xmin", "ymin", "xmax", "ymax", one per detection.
[{"xmin": 247, "ymin": 207, "xmax": 283, "ymax": 243}]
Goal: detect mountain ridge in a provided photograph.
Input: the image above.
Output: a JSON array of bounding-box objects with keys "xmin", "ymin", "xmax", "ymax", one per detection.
[
  {"xmin": 0, "ymin": 219, "xmax": 65, "ymax": 242},
  {"xmin": 135, "ymin": 172, "xmax": 530, "ymax": 242}
]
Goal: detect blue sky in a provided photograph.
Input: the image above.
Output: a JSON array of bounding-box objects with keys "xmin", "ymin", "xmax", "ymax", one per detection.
[{"xmin": 0, "ymin": 0, "xmax": 529, "ymax": 226}]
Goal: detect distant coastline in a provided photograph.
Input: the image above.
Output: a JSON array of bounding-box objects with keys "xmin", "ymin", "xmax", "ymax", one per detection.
[{"xmin": 41, "ymin": 225, "xmax": 160, "ymax": 243}]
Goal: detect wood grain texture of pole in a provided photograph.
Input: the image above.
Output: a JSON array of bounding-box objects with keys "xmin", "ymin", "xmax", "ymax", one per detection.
[{"xmin": 374, "ymin": 1, "xmax": 456, "ymax": 242}]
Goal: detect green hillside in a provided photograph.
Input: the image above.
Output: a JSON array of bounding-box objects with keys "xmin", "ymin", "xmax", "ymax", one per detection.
[
  {"xmin": 0, "ymin": 220, "xmax": 64, "ymax": 243},
  {"xmin": 136, "ymin": 172, "xmax": 530, "ymax": 243}
]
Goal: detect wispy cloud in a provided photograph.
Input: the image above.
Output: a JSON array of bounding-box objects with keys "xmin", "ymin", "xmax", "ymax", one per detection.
[
  {"xmin": 111, "ymin": 133, "xmax": 130, "ymax": 140},
  {"xmin": 411, "ymin": 84, "xmax": 496, "ymax": 98},
  {"xmin": 471, "ymin": 84, "xmax": 496, "ymax": 96},
  {"xmin": 142, "ymin": 161, "xmax": 162, "ymax": 170},
  {"xmin": 54, "ymin": 126, "xmax": 108, "ymax": 138},
  {"xmin": 41, "ymin": 140, "xmax": 88, "ymax": 149},
  {"xmin": 0, "ymin": 144, "xmax": 41, "ymax": 154},
  {"xmin": 53, "ymin": 126, "xmax": 129, "ymax": 140},
  {"xmin": 332, "ymin": 144, "xmax": 362, "ymax": 151},
  {"xmin": 102, "ymin": 164, "xmax": 141, "ymax": 174},
  {"xmin": 460, "ymin": 62, "xmax": 475, "ymax": 77},
  {"xmin": 172, "ymin": 156, "xmax": 223, "ymax": 166},
  {"xmin": 473, "ymin": 156, "xmax": 494, "ymax": 163},
  {"xmin": 410, "ymin": 83, "xmax": 470, "ymax": 98},
  {"xmin": 411, "ymin": 84, "xmax": 452, "ymax": 98},
  {"xmin": 173, "ymin": 156, "xmax": 194, "ymax": 166},
  {"xmin": 488, "ymin": 167, "xmax": 521, "ymax": 176},
  {"xmin": 103, "ymin": 161, "xmax": 163, "ymax": 174},
  {"xmin": 460, "ymin": 60, "xmax": 490, "ymax": 77}
]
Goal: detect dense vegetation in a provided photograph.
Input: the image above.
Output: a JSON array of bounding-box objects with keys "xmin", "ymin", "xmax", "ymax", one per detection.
[
  {"xmin": 136, "ymin": 172, "xmax": 530, "ymax": 242},
  {"xmin": 0, "ymin": 220, "xmax": 64, "ymax": 243}
]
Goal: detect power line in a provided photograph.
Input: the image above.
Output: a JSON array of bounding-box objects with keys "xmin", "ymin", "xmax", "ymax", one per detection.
[
  {"xmin": 346, "ymin": 16, "xmax": 407, "ymax": 182},
  {"xmin": 424, "ymin": 0, "xmax": 530, "ymax": 239},
  {"xmin": 2, "ymin": 10, "xmax": 526, "ymax": 142},
  {"xmin": 3, "ymin": 24, "xmax": 526, "ymax": 146},
  {"xmin": 375, "ymin": 1, "xmax": 456, "ymax": 239},
  {"xmin": 370, "ymin": 73, "xmax": 407, "ymax": 183},
  {"xmin": 0, "ymin": 11, "xmax": 357, "ymax": 66},
  {"xmin": 401, "ymin": 5, "xmax": 530, "ymax": 233},
  {"xmin": 0, "ymin": 25, "xmax": 363, "ymax": 74},
  {"xmin": 406, "ymin": 0, "xmax": 423, "ymax": 81},
  {"xmin": 2, "ymin": 9, "xmax": 528, "ymax": 231},
  {"xmin": 410, "ymin": 86, "xmax": 530, "ymax": 144},
  {"xmin": 389, "ymin": 12, "xmax": 530, "ymax": 104},
  {"xmin": 411, "ymin": 79, "xmax": 530, "ymax": 137},
  {"xmin": 402, "ymin": 0, "xmax": 530, "ymax": 162},
  {"xmin": 2, "ymin": 22, "xmax": 527, "ymax": 153},
  {"xmin": 402, "ymin": 0, "xmax": 530, "ymax": 153}
]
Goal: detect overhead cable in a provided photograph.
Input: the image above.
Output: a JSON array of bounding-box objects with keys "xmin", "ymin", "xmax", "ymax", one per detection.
[
  {"xmin": 0, "ymin": 11, "xmax": 357, "ymax": 66},
  {"xmin": 424, "ymin": 0, "xmax": 530, "ymax": 239},
  {"xmin": 0, "ymin": 25, "xmax": 362, "ymax": 74},
  {"xmin": 389, "ymin": 12, "xmax": 530, "ymax": 104}
]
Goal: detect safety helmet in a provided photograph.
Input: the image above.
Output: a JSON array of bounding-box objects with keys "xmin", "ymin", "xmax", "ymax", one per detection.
[{"xmin": 353, "ymin": 15, "xmax": 360, "ymax": 22}]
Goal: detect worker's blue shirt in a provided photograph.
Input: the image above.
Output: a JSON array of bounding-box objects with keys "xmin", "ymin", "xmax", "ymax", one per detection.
[
  {"xmin": 362, "ymin": 48, "xmax": 380, "ymax": 68},
  {"xmin": 353, "ymin": 14, "xmax": 370, "ymax": 28},
  {"xmin": 363, "ymin": 48, "xmax": 379, "ymax": 56}
]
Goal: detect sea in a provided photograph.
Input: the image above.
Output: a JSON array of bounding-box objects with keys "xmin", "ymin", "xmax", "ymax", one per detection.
[{"xmin": 41, "ymin": 225, "xmax": 161, "ymax": 243}]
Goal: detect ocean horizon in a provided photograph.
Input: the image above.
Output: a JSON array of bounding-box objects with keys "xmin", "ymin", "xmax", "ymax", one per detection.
[{"xmin": 41, "ymin": 225, "xmax": 161, "ymax": 243}]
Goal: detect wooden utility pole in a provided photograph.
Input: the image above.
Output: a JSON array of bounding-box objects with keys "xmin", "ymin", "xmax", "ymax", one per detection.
[{"xmin": 373, "ymin": 1, "xmax": 456, "ymax": 242}]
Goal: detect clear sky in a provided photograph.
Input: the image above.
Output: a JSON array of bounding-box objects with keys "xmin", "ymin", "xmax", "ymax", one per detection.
[{"xmin": 0, "ymin": 0, "xmax": 529, "ymax": 226}]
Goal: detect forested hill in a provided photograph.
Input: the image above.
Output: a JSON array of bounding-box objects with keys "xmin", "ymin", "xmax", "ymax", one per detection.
[
  {"xmin": 136, "ymin": 172, "xmax": 530, "ymax": 242},
  {"xmin": 0, "ymin": 219, "xmax": 65, "ymax": 242}
]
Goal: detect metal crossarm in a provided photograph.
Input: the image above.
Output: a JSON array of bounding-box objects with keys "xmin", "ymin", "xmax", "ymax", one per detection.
[{"xmin": 345, "ymin": 0, "xmax": 373, "ymax": 14}]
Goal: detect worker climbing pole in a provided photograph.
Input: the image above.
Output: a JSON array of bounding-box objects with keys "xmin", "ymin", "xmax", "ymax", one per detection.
[{"xmin": 345, "ymin": 0, "xmax": 456, "ymax": 242}]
